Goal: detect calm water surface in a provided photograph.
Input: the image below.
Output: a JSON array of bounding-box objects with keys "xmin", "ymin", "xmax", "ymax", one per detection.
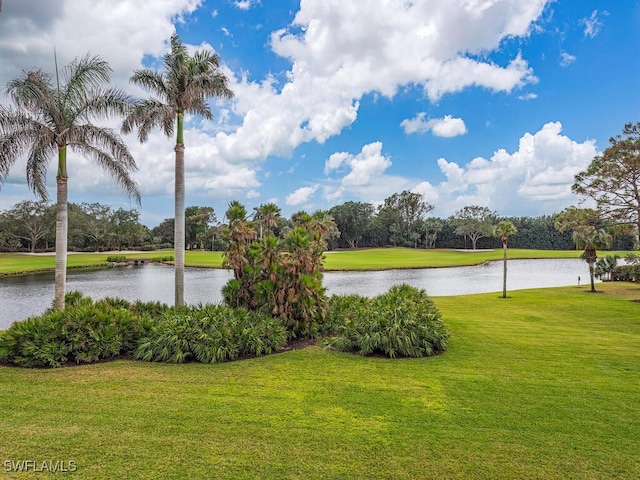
[{"xmin": 0, "ymin": 259, "xmax": 593, "ymax": 329}]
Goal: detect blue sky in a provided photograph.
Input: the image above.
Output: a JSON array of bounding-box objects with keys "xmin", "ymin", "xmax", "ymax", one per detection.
[{"xmin": 0, "ymin": 0, "xmax": 639, "ymax": 226}]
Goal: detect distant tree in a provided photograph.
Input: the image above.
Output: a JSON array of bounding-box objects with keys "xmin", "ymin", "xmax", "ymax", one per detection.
[
  {"xmin": 151, "ymin": 218, "xmax": 175, "ymax": 246},
  {"xmin": 78, "ymin": 202, "xmax": 113, "ymax": 252},
  {"xmin": 377, "ymin": 191, "xmax": 433, "ymax": 247},
  {"xmin": 573, "ymin": 122, "xmax": 640, "ymax": 246},
  {"xmin": 0, "ymin": 54, "xmax": 139, "ymax": 309},
  {"xmin": 453, "ymin": 206, "xmax": 496, "ymax": 250},
  {"xmin": 111, "ymin": 208, "xmax": 145, "ymax": 250},
  {"xmin": 424, "ymin": 218, "xmax": 444, "ymax": 249},
  {"xmin": 555, "ymin": 207, "xmax": 612, "ymax": 292},
  {"xmin": 185, "ymin": 206, "xmax": 216, "ymax": 249},
  {"xmin": 329, "ymin": 201, "xmax": 374, "ymax": 248},
  {"xmin": 123, "ymin": 33, "xmax": 234, "ymax": 307},
  {"xmin": 494, "ymin": 220, "xmax": 518, "ymax": 298},
  {"xmin": 1, "ymin": 200, "xmax": 54, "ymax": 252}
]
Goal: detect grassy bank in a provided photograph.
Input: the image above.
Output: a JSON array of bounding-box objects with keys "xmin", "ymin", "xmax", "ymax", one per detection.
[
  {"xmin": 1, "ymin": 282, "xmax": 638, "ymax": 479},
  {"xmin": 0, "ymin": 248, "xmax": 585, "ymax": 275}
]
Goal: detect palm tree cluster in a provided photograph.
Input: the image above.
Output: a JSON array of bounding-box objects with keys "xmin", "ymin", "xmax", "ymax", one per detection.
[
  {"xmin": 0, "ymin": 34, "xmax": 233, "ymax": 309},
  {"xmin": 222, "ymin": 203, "xmax": 339, "ymax": 338}
]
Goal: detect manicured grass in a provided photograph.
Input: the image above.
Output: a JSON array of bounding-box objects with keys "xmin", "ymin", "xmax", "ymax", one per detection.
[
  {"xmin": 1, "ymin": 282, "xmax": 639, "ymax": 479},
  {"xmin": 0, "ymin": 248, "xmax": 585, "ymax": 275},
  {"xmin": 0, "ymin": 251, "xmax": 224, "ymax": 275},
  {"xmin": 323, "ymin": 247, "xmax": 585, "ymax": 270}
]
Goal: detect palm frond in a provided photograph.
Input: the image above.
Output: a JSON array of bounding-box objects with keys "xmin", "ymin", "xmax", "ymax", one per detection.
[
  {"xmin": 121, "ymin": 99, "xmax": 175, "ymax": 141},
  {"xmin": 26, "ymin": 138, "xmax": 57, "ymax": 200},
  {"xmin": 69, "ymin": 87, "xmax": 135, "ymax": 124},
  {"xmin": 130, "ymin": 69, "xmax": 169, "ymax": 100},
  {"xmin": 0, "ymin": 107, "xmax": 56, "ymax": 194},
  {"xmin": 62, "ymin": 54, "xmax": 112, "ymax": 97},
  {"xmin": 5, "ymin": 70, "xmax": 57, "ymax": 120}
]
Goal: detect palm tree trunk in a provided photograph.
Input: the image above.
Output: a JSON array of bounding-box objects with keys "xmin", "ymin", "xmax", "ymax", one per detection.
[
  {"xmin": 174, "ymin": 114, "xmax": 185, "ymax": 307},
  {"xmin": 54, "ymin": 146, "xmax": 68, "ymax": 310},
  {"xmin": 589, "ymin": 262, "xmax": 596, "ymax": 292},
  {"xmin": 502, "ymin": 241, "xmax": 507, "ymax": 298}
]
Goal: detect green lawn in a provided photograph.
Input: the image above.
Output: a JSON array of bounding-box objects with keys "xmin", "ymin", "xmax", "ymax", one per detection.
[
  {"xmin": 0, "ymin": 248, "xmax": 586, "ymax": 275},
  {"xmin": 323, "ymin": 247, "xmax": 585, "ymax": 270},
  {"xmin": 1, "ymin": 282, "xmax": 639, "ymax": 479}
]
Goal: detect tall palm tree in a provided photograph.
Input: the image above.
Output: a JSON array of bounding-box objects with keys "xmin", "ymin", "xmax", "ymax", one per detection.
[
  {"xmin": 122, "ymin": 33, "xmax": 233, "ymax": 306},
  {"xmin": 0, "ymin": 54, "xmax": 139, "ymax": 309},
  {"xmin": 493, "ymin": 220, "xmax": 517, "ymax": 298}
]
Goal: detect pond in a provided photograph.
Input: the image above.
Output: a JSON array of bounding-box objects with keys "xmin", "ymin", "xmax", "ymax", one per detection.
[{"xmin": 0, "ymin": 258, "xmax": 594, "ymax": 330}]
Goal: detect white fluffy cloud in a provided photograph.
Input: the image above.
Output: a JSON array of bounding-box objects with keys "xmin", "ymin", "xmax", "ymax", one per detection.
[
  {"xmin": 286, "ymin": 185, "xmax": 319, "ymax": 206},
  {"xmin": 401, "ymin": 114, "xmax": 468, "ymax": 137},
  {"xmin": 411, "ymin": 122, "xmax": 598, "ymax": 216},
  {"xmin": 0, "ymin": 0, "xmax": 557, "ymax": 219},
  {"xmin": 324, "ymin": 142, "xmax": 396, "ymax": 201},
  {"xmin": 212, "ymin": 0, "xmax": 548, "ymax": 166}
]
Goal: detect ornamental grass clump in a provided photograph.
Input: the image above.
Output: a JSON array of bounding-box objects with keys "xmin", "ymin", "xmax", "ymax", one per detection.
[{"xmin": 328, "ymin": 284, "xmax": 449, "ymax": 358}]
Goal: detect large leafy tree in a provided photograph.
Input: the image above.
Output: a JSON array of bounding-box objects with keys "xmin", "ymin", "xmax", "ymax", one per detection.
[
  {"xmin": 329, "ymin": 201, "xmax": 374, "ymax": 248},
  {"xmin": 1, "ymin": 200, "xmax": 54, "ymax": 252},
  {"xmin": 453, "ymin": 205, "xmax": 496, "ymax": 250},
  {"xmin": 78, "ymin": 202, "xmax": 113, "ymax": 252},
  {"xmin": 573, "ymin": 122, "xmax": 640, "ymax": 246},
  {"xmin": 123, "ymin": 33, "xmax": 233, "ymax": 306},
  {"xmin": 0, "ymin": 54, "xmax": 139, "ymax": 309},
  {"xmin": 377, "ymin": 191, "xmax": 433, "ymax": 247},
  {"xmin": 493, "ymin": 220, "xmax": 517, "ymax": 298},
  {"xmin": 185, "ymin": 205, "xmax": 216, "ymax": 249}
]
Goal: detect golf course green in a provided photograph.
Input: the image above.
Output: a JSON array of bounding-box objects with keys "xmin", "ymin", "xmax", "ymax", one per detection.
[{"xmin": 0, "ymin": 247, "xmax": 586, "ymax": 275}]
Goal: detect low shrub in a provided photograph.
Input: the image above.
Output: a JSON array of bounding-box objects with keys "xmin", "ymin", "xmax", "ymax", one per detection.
[
  {"xmin": 106, "ymin": 255, "xmax": 127, "ymax": 262},
  {"xmin": 612, "ymin": 264, "xmax": 640, "ymax": 282},
  {"xmin": 327, "ymin": 284, "xmax": 449, "ymax": 358},
  {"xmin": 134, "ymin": 305, "xmax": 287, "ymax": 364},
  {"xmin": 323, "ymin": 294, "xmax": 369, "ymax": 336},
  {"xmin": 0, "ymin": 292, "xmax": 152, "ymax": 367},
  {"xmin": 150, "ymin": 255, "xmax": 174, "ymax": 263}
]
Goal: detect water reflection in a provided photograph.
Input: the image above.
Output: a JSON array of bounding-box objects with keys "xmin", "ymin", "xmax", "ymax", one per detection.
[{"xmin": 0, "ymin": 259, "xmax": 593, "ymax": 329}]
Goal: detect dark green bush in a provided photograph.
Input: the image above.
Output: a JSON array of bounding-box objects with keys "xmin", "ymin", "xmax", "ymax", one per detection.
[
  {"xmin": 134, "ymin": 305, "xmax": 287, "ymax": 364},
  {"xmin": 327, "ymin": 284, "xmax": 449, "ymax": 358},
  {"xmin": 0, "ymin": 292, "xmax": 289, "ymax": 368},
  {"xmin": 0, "ymin": 292, "xmax": 152, "ymax": 367},
  {"xmin": 323, "ymin": 294, "xmax": 369, "ymax": 336},
  {"xmin": 106, "ymin": 255, "xmax": 127, "ymax": 262}
]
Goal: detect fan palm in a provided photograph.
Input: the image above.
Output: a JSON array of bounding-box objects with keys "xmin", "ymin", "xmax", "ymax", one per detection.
[
  {"xmin": 0, "ymin": 54, "xmax": 139, "ymax": 309},
  {"xmin": 493, "ymin": 220, "xmax": 517, "ymax": 298},
  {"xmin": 253, "ymin": 202, "xmax": 281, "ymax": 239},
  {"xmin": 574, "ymin": 228, "xmax": 612, "ymax": 292},
  {"xmin": 122, "ymin": 33, "xmax": 233, "ymax": 306}
]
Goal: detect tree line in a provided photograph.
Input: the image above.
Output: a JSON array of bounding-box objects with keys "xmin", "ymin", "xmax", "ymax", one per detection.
[{"xmin": 2, "ymin": 194, "xmax": 635, "ymax": 254}]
